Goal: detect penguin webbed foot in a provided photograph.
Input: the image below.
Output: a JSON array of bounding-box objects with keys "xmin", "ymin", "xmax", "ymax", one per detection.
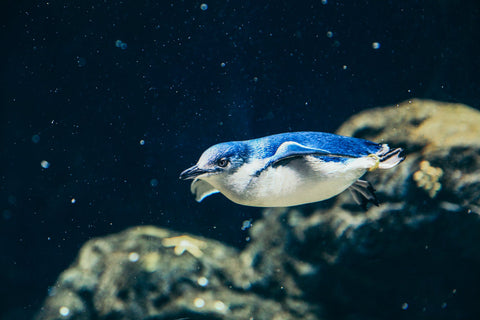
[{"xmin": 348, "ymin": 179, "xmax": 379, "ymax": 210}]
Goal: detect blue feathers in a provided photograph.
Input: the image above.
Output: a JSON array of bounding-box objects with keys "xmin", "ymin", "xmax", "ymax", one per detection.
[{"xmin": 246, "ymin": 132, "xmax": 382, "ymax": 159}]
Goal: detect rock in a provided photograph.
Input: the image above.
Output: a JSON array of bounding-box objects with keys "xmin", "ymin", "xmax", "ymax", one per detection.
[
  {"xmin": 35, "ymin": 226, "xmax": 319, "ymax": 320},
  {"xmin": 336, "ymin": 98, "xmax": 480, "ymax": 209},
  {"xmin": 36, "ymin": 100, "xmax": 480, "ymax": 320}
]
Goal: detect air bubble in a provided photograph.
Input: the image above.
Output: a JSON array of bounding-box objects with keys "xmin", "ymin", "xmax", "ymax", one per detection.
[
  {"xmin": 59, "ymin": 306, "xmax": 70, "ymax": 316},
  {"xmin": 194, "ymin": 297, "xmax": 205, "ymax": 308},
  {"xmin": 128, "ymin": 252, "xmax": 140, "ymax": 262},
  {"xmin": 241, "ymin": 219, "xmax": 252, "ymax": 231},
  {"xmin": 197, "ymin": 276, "xmax": 209, "ymax": 287},
  {"xmin": 77, "ymin": 57, "xmax": 86, "ymax": 67},
  {"xmin": 115, "ymin": 40, "xmax": 128, "ymax": 50}
]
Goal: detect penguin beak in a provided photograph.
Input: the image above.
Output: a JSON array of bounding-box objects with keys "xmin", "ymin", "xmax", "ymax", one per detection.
[{"xmin": 179, "ymin": 165, "xmax": 208, "ymax": 180}]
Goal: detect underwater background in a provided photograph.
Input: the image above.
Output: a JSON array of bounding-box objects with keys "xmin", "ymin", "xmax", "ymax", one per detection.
[{"xmin": 1, "ymin": 0, "xmax": 480, "ymax": 319}]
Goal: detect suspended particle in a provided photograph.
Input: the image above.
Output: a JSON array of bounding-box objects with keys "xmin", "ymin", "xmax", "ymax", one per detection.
[
  {"xmin": 200, "ymin": 3, "xmax": 208, "ymax": 11},
  {"xmin": 32, "ymin": 134, "xmax": 40, "ymax": 143},
  {"xmin": 71, "ymin": 198, "xmax": 76, "ymax": 204},
  {"xmin": 194, "ymin": 297, "xmax": 205, "ymax": 308},
  {"xmin": 120, "ymin": 42, "xmax": 127, "ymax": 50},
  {"xmin": 115, "ymin": 40, "xmax": 122, "ymax": 47},
  {"xmin": 2, "ymin": 209, "xmax": 12, "ymax": 221},
  {"xmin": 214, "ymin": 300, "xmax": 226, "ymax": 311},
  {"xmin": 59, "ymin": 306, "xmax": 70, "ymax": 317},
  {"xmin": 321, "ymin": 0, "xmax": 327, "ymax": 4},
  {"xmin": 241, "ymin": 219, "xmax": 252, "ymax": 231},
  {"xmin": 41, "ymin": 160, "xmax": 50, "ymax": 169},
  {"xmin": 197, "ymin": 276, "xmax": 209, "ymax": 287},
  {"xmin": 128, "ymin": 252, "xmax": 140, "ymax": 262},
  {"xmin": 150, "ymin": 178, "xmax": 159, "ymax": 187},
  {"xmin": 77, "ymin": 57, "xmax": 87, "ymax": 67},
  {"xmin": 372, "ymin": 42, "xmax": 381, "ymax": 49},
  {"xmin": 220, "ymin": 62, "xmax": 226, "ymax": 67}
]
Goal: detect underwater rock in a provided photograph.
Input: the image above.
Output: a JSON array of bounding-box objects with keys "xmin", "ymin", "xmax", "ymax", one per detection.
[
  {"xmin": 35, "ymin": 226, "xmax": 319, "ymax": 320},
  {"xmin": 337, "ymin": 98, "xmax": 480, "ymax": 209},
  {"xmin": 37, "ymin": 99, "xmax": 480, "ymax": 320}
]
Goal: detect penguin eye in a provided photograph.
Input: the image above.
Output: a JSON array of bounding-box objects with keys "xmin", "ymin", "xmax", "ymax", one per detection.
[{"xmin": 217, "ymin": 158, "xmax": 229, "ymax": 168}]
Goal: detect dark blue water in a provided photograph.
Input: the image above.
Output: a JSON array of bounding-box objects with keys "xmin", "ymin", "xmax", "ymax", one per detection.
[{"xmin": 1, "ymin": 0, "xmax": 479, "ymax": 318}]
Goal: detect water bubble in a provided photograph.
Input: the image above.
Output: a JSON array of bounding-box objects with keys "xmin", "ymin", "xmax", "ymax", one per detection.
[
  {"xmin": 197, "ymin": 276, "xmax": 209, "ymax": 287},
  {"xmin": 128, "ymin": 252, "xmax": 140, "ymax": 262},
  {"xmin": 326, "ymin": 31, "xmax": 333, "ymax": 38},
  {"xmin": 71, "ymin": 198, "xmax": 76, "ymax": 204},
  {"xmin": 139, "ymin": 139, "xmax": 145, "ymax": 145},
  {"xmin": 2, "ymin": 209, "xmax": 12, "ymax": 221},
  {"xmin": 77, "ymin": 57, "xmax": 86, "ymax": 67},
  {"xmin": 32, "ymin": 134, "xmax": 40, "ymax": 143},
  {"xmin": 115, "ymin": 40, "xmax": 128, "ymax": 50},
  {"xmin": 401, "ymin": 302, "xmax": 409, "ymax": 310},
  {"xmin": 150, "ymin": 179, "xmax": 159, "ymax": 187},
  {"xmin": 241, "ymin": 219, "xmax": 252, "ymax": 231},
  {"xmin": 8, "ymin": 195, "xmax": 16, "ymax": 205},
  {"xmin": 220, "ymin": 62, "xmax": 226, "ymax": 67},
  {"xmin": 41, "ymin": 160, "xmax": 50, "ymax": 169},
  {"xmin": 59, "ymin": 306, "xmax": 70, "ymax": 316},
  {"xmin": 194, "ymin": 297, "xmax": 205, "ymax": 308},
  {"xmin": 321, "ymin": 0, "xmax": 327, "ymax": 4},
  {"xmin": 372, "ymin": 42, "xmax": 381, "ymax": 49},
  {"xmin": 214, "ymin": 300, "xmax": 226, "ymax": 311},
  {"xmin": 200, "ymin": 3, "xmax": 208, "ymax": 10}
]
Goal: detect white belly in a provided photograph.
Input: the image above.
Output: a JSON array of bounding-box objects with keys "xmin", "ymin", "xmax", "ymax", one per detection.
[{"xmin": 223, "ymin": 156, "xmax": 374, "ymax": 207}]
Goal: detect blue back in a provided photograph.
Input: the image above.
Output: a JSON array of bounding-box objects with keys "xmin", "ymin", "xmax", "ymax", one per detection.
[{"xmin": 242, "ymin": 132, "xmax": 382, "ymax": 159}]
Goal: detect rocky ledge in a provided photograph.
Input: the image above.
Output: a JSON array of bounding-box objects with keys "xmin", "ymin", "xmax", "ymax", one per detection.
[{"xmin": 37, "ymin": 99, "xmax": 480, "ymax": 320}]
